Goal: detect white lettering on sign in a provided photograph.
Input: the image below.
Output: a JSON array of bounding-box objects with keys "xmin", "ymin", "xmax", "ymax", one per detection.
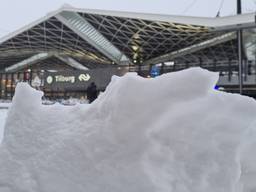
[
  {"xmin": 78, "ymin": 74, "xmax": 90, "ymax": 82},
  {"xmin": 55, "ymin": 75, "xmax": 75, "ymax": 83}
]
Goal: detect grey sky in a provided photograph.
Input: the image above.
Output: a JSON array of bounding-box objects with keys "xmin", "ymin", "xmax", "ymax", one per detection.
[{"xmin": 0, "ymin": 0, "xmax": 255, "ymax": 37}]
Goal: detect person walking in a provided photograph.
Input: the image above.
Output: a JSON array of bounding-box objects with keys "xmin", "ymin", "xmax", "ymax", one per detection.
[{"xmin": 86, "ymin": 82, "xmax": 98, "ymax": 103}]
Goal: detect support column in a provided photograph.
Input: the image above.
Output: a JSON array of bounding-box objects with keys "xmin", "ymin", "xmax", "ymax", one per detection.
[
  {"xmin": 149, "ymin": 64, "xmax": 153, "ymax": 76},
  {"xmin": 237, "ymin": 0, "xmax": 243, "ymax": 94},
  {"xmin": 160, "ymin": 63, "xmax": 164, "ymax": 74},
  {"xmin": 244, "ymin": 59, "xmax": 248, "ymax": 82},
  {"xmin": 4, "ymin": 73, "xmax": 7, "ymax": 99},
  {"xmin": 238, "ymin": 30, "xmax": 243, "ymax": 94},
  {"xmin": 228, "ymin": 59, "xmax": 232, "ymax": 82},
  {"xmin": 11, "ymin": 73, "xmax": 14, "ymax": 98}
]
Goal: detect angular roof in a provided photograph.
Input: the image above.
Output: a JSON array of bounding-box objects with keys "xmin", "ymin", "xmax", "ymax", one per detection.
[{"xmin": 0, "ymin": 5, "xmax": 255, "ymax": 72}]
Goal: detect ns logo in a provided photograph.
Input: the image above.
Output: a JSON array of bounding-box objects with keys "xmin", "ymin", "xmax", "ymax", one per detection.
[{"xmin": 78, "ymin": 74, "xmax": 91, "ymax": 82}]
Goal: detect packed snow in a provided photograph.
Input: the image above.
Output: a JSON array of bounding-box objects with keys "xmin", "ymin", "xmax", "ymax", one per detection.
[
  {"xmin": 0, "ymin": 67, "xmax": 256, "ymax": 192},
  {"xmin": 0, "ymin": 109, "xmax": 7, "ymax": 143},
  {"xmin": 0, "ymin": 101, "xmax": 10, "ymax": 143},
  {"xmin": 0, "ymin": 100, "xmax": 12, "ymax": 109}
]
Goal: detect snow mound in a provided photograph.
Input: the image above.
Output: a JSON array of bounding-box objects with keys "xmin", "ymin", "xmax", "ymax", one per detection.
[
  {"xmin": 1, "ymin": 67, "xmax": 256, "ymax": 192},
  {"xmin": 0, "ymin": 109, "xmax": 7, "ymax": 143}
]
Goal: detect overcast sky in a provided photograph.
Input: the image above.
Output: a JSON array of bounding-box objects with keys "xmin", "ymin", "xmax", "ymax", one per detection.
[{"xmin": 0, "ymin": 0, "xmax": 255, "ymax": 37}]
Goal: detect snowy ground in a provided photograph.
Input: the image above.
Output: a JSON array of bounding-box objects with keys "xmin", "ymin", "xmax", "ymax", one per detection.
[
  {"xmin": 0, "ymin": 101, "xmax": 11, "ymax": 108},
  {"xmin": 0, "ymin": 98, "xmax": 88, "ymax": 144},
  {"xmin": 0, "ymin": 109, "xmax": 7, "ymax": 143},
  {"xmin": 1, "ymin": 68, "xmax": 256, "ymax": 192}
]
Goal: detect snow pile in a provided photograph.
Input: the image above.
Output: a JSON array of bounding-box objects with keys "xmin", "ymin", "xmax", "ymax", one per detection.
[
  {"xmin": 0, "ymin": 109, "xmax": 7, "ymax": 143},
  {"xmin": 1, "ymin": 67, "xmax": 256, "ymax": 192},
  {"xmin": 41, "ymin": 98, "xmax": 89, "ymax": 106},
  {"xmin": 0, "ymin": 100, "xmax": 12, "ymax": 108},
  {"xmin": 58, "ymin": 97, "xmax": 89, "ymax": 105}
]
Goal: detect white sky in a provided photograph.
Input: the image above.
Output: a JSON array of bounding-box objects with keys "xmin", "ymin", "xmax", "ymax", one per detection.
[{"xmin": 0, "ymin": 0, "xmax": 255, "ymax": 37}]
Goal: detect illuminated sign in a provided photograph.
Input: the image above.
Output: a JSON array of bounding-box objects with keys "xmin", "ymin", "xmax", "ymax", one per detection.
[
  {"xmin": 150, "ymin": 66, "xmax": 160, "ymax": 77},
  {"xmin": 46, "ymin": 76, "xmax": 53, "ymax": 84},
  {"xmin": 46, "ymin": 73, "xmax": 91, "ymax": 84},
  {"xmin": 55, "ymin": 75, "xmax": 75, "ymax": 83},
  {"xmin": 44, "ymin": 68, "xmax": 129, "ymax": 91},
  {"xmin": 78, "ymin": 74, "xmax": 90, "ymax": 82}
]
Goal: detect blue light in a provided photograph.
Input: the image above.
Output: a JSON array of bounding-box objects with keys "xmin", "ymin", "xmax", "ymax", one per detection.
[
  {"xmin": 214, "ymin": 85, "xmax": 219, "ymax": 90},
  {"xmin": 150, "ymin": 66, "xmax": 160, "ymax": 77}
]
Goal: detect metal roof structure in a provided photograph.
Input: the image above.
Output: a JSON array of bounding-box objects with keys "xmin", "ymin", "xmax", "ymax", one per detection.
[{"xmin": 0, "ymin": 5, "xmax": 255, "ymax": 72}]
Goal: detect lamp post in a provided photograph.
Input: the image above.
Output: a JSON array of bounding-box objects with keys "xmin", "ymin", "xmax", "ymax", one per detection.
[{"xmin": 237, "ymin": 0, "xmax": 243, "ymax": 94}]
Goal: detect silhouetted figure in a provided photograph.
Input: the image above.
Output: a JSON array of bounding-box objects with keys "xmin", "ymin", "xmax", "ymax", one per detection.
[
  {"xmin": 86, "ymin": 82, "xmax": 98, "ymax": 103},
  {"xmin": 248, "ymin": 63, "xmax": 252, "ymax": 75}
]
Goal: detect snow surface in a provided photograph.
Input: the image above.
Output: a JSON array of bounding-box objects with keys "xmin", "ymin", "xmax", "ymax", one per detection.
[
  {"xmin": 0, "ymin": 109, "xmax": 7, "ymax": 143},
  {"xmin": 0, "ymin": 67, "xmax": 256, "ymax": 192},
  {"xmin": 0, "ymin": 101, "xmax": 12, "ymax": 109}
]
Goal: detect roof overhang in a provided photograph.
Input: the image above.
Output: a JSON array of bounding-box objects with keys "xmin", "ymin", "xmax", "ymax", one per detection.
[
  {"xmin": 0, "ymin": 5, "xmax": 255, "ymax": 71},
  {"xmin": 62, "ymin": 6, "xmax": 256, "ymax": 28},
  {"xmin": 1, "ymin": 6, "xmax": 255, "ymax": 44}
]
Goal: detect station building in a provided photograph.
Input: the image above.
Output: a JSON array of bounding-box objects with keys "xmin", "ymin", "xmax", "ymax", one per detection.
[{"xmin": 0, "ymin": 5, "xmax": 255, "ymax": 99}]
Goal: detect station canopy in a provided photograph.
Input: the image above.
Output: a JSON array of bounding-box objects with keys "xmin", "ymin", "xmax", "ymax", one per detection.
[{"xmin": 0, "ymin": 5, "xmax": 255, "ymax": 72}]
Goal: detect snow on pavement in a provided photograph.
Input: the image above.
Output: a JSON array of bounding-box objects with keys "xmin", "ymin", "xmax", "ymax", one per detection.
[
  {"xmin": 0, "ymin": 67, "xmax": 256, "ymax": 192},
  {"xmin": 0, "ymin": 101, "xmax": 11, "ymax": 109},
  {"xmin": 0, "ymin": 109, "xmax": 7, "ymax": 143}
]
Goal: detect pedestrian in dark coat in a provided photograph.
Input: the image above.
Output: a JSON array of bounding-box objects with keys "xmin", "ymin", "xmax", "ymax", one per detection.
[{"xmin": 86, "ymin": 82, "xmax": 98, "ymax": 103}]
